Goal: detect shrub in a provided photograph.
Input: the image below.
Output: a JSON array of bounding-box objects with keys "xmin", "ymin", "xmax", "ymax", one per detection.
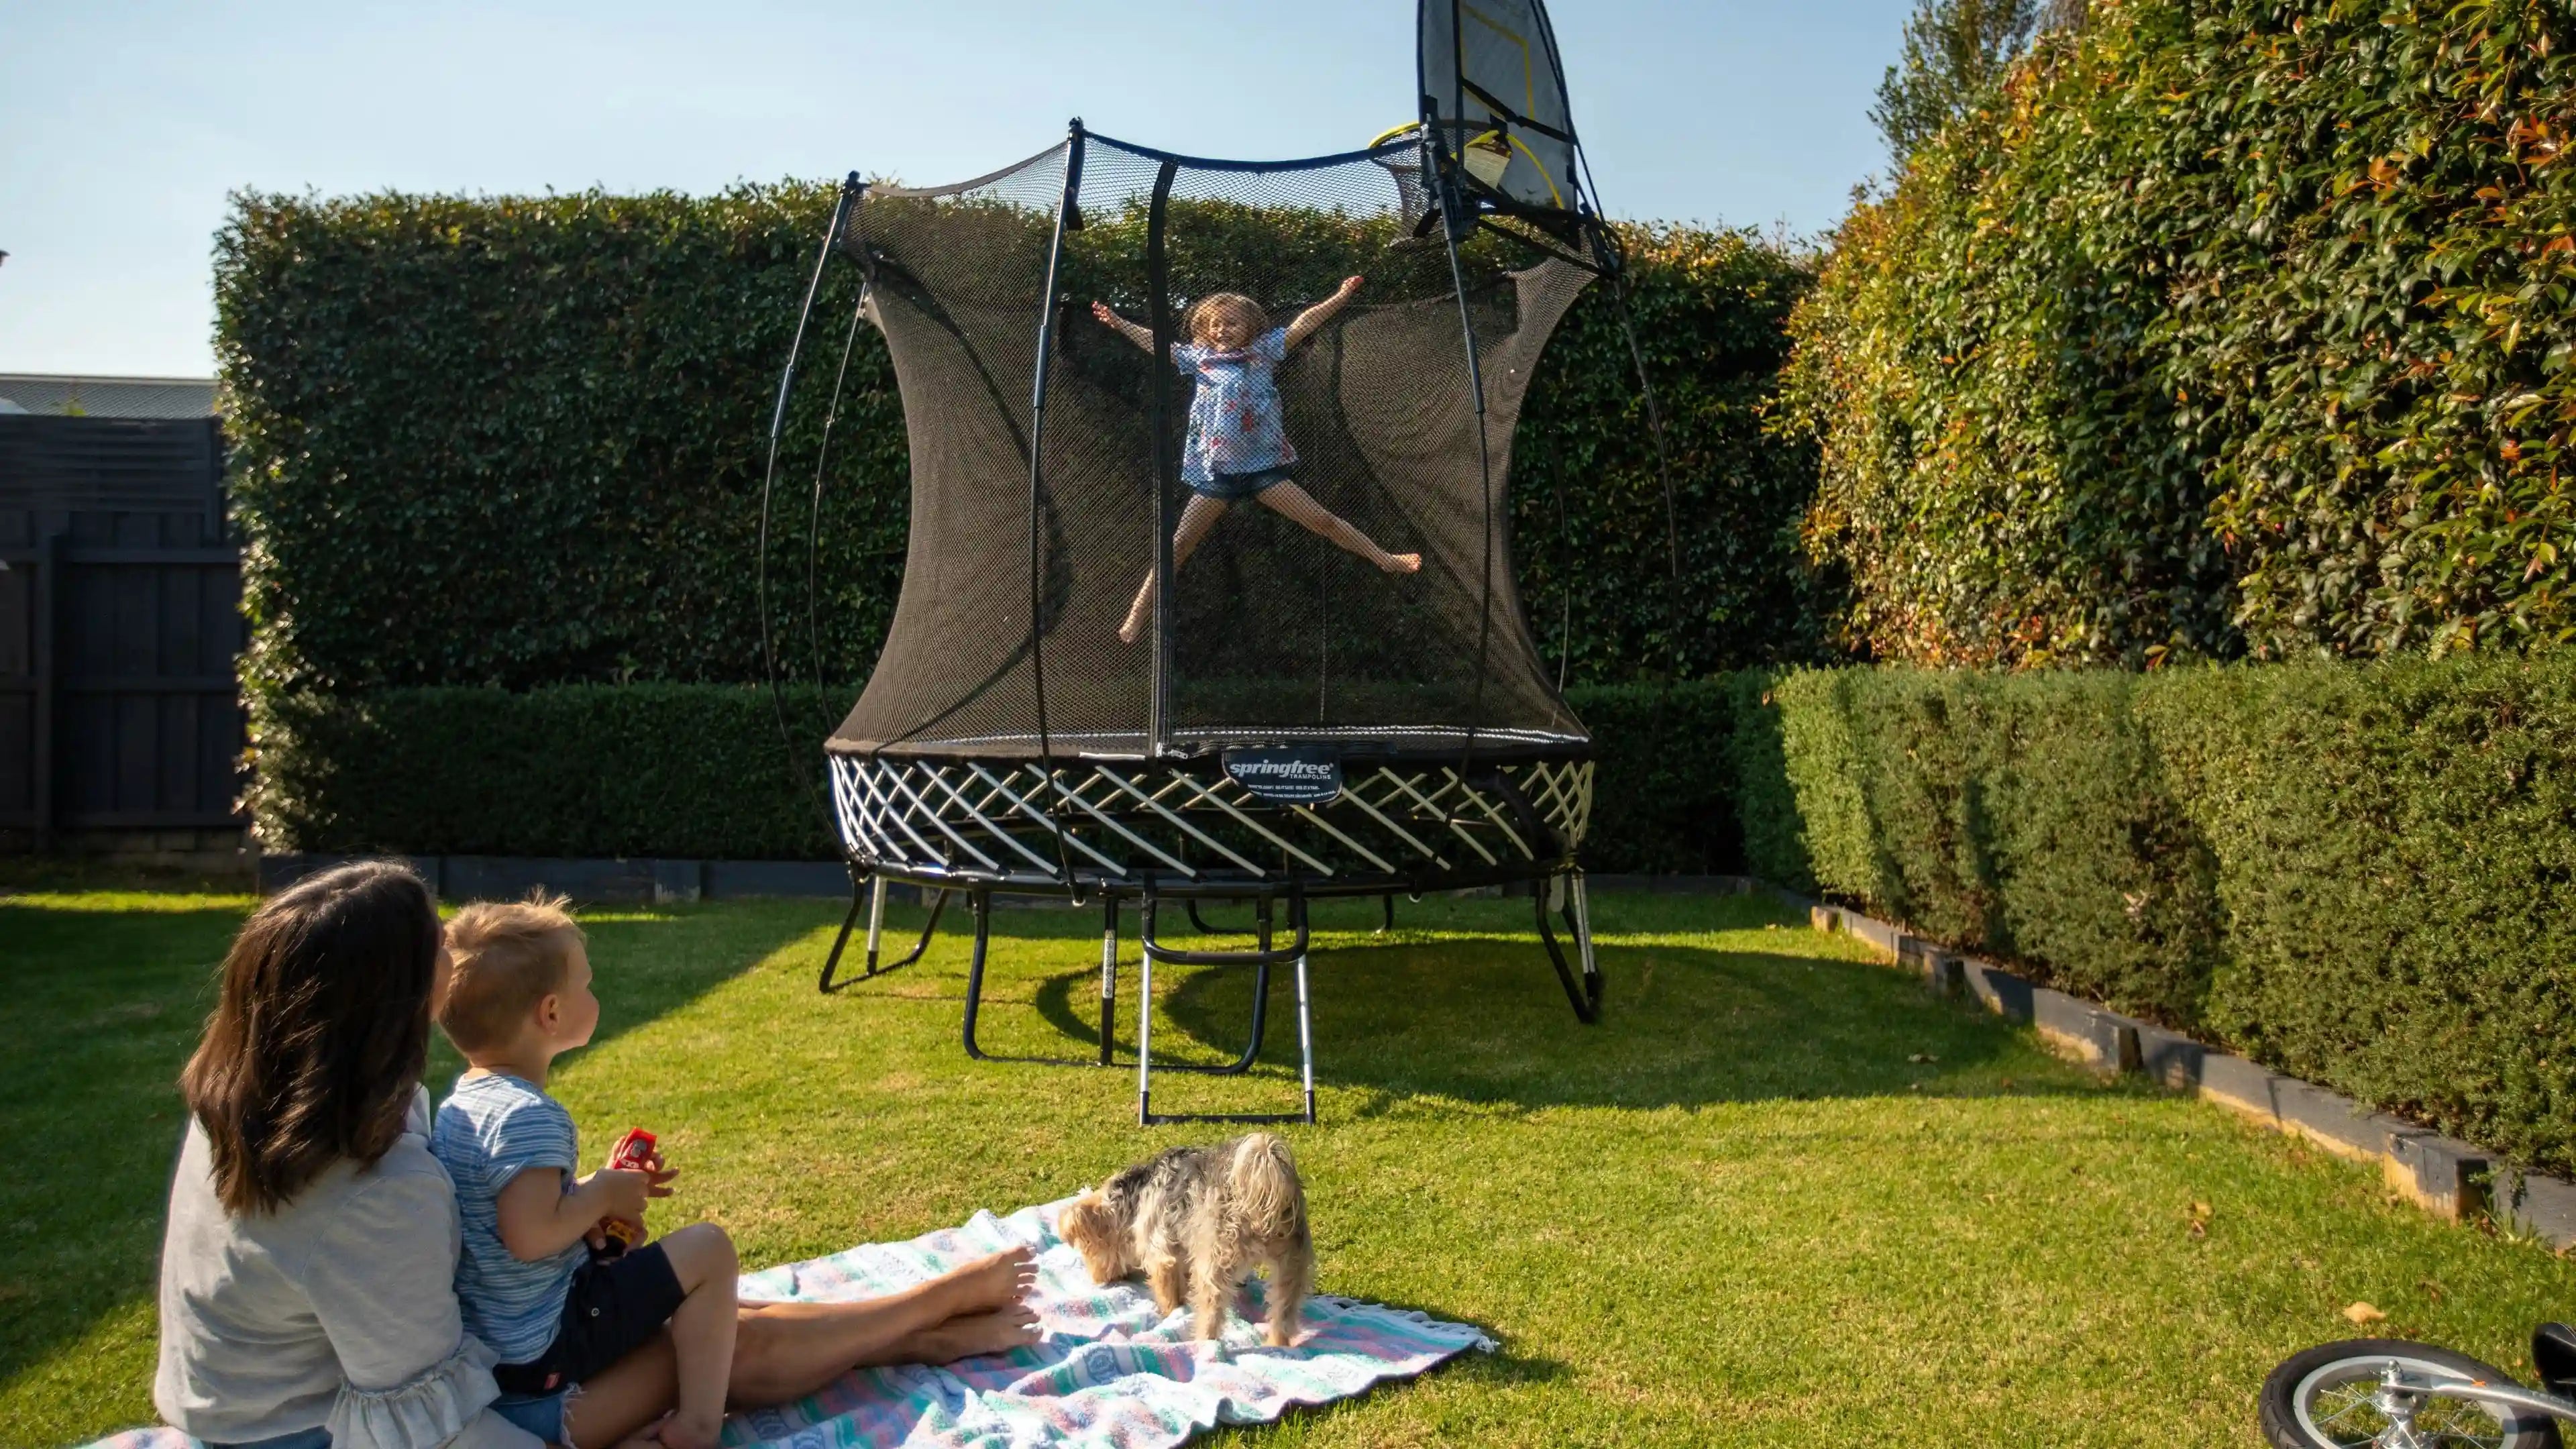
[
  {"xmin": 1781, "ymin": 0, "xmax": 2576, "ymax": 665},
  {"xmin": 1749, "ymin": 653, "xmax": 2576, "ymax": 1172}
]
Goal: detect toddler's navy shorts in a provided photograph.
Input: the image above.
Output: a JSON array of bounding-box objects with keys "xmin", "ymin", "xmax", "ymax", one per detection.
[{"xmin": 491, "ymin": 1241, "xmax": 687, "ymax": 1394}]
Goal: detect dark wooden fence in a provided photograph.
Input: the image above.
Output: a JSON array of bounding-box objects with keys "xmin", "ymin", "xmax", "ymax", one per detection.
[{"xmin": 1, "ymin": 417, "xmax": 244, "ymax": 848}]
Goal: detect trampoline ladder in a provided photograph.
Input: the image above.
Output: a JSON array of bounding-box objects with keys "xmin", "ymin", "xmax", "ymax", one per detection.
[{"xmin": 1134, "ymin": 889, "xmax": 1316, "ymax": 1126}]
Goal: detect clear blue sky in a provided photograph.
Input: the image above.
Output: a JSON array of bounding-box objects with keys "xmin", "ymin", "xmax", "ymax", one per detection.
[{"xmin": 0, "ymin": 0, "xmax": 1911, "ymax": 377}]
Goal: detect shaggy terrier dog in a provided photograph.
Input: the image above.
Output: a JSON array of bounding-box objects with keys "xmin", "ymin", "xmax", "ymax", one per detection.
[{"xmin": 1059, "ymin": 1133, "xmax": 1313, "ymax": 1346}]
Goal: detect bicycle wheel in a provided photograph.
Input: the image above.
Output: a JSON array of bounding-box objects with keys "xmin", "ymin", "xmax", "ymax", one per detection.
[{"xmin": 2259, "ymin": 1338, "xmax": 2563, "ymax": 1449}]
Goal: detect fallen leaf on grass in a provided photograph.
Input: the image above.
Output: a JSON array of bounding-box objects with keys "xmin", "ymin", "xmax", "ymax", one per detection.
[
  {"xmin": 2345, "ymin": 1302, "xmax": 2387, "ymax": 1326},
  {"xmin": 2188, "ymin": 1201, "xmax": 2213, "ymax": 1239},
  {"xmin": 1909, "ymin": 1053, "xmax": 1939, "ymax": 1063}
]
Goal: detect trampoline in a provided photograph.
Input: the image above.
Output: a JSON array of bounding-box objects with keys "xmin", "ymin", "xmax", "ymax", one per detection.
[{"xmin": 759, "ymin": 0, "xmax": 1675, "ymax": 1124}]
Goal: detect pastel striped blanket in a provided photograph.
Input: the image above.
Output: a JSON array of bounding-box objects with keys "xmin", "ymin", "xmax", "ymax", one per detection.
[{"xmin": 86, "ymin": 1197, "xmax": 1491, "ymax": 1449}]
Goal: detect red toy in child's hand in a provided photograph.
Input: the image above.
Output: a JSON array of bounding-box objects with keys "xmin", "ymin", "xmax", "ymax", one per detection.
[
  {"xmin": 600, "ymin": 1128, "xmax": 660, "ymax": 1253},
  {"xmin": 608, "ymin": 1128, "xmax": 660, "ymax": 1171}
]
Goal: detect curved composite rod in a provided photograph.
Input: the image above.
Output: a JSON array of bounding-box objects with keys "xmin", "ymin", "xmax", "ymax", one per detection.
[
  {"xmin": 757, "ymin": 172, "xmax": 863, "ymax": 841},
  {"xmin": 1145, "ymin": 158, "xmax": 1180, "ymax": 757},
  {"xmin": 1572, "ymin": 148, "xmax": 1688, "ymax": 680},
  {"xmin": 1024, "ymin": 121, "xmax": 1088, "ymax": 901},
  {"xmin": 804, "ymin": 290, "xmax": 871, "ymax": 694},
  {"xmin": 1423, "ymin": 127, "xmax": 1500, "ymax": 788}
]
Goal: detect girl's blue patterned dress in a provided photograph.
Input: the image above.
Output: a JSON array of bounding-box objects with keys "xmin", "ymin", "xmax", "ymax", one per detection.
[{"xmin": 1173, "ymin": 327, "xmax": 1295, "ymax": 490}]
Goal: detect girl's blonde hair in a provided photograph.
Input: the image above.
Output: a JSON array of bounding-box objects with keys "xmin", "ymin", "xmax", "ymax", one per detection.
[{"xmin": 1185, "ymin": 292, "xmax": 1269, "ymax": 344}]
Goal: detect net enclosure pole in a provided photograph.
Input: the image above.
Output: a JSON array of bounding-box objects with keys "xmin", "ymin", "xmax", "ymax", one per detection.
[
  {"xmin": 1145, "ymin": 159, "xmax": 1181, "ymax": 759},
  {"xmin": 1025, "ymin": 121, "xmax": 1087, "ymax": 893}
]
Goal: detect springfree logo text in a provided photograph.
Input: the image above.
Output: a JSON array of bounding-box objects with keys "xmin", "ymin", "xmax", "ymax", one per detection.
[{"xmin": 1222, "ymin": 747, "xmax": 1344, "ymax": 804}]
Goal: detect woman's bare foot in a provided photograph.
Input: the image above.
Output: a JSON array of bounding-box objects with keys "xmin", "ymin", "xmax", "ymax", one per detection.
[
  {"xmin": 1379, "ymin": 551, "xmax": 1421, "ymax": 574},
  {"xmin": 943, "ymin": 1246, "xmax": 1038, "ymax": 1316},
  {"xmin": 916, "ymin": 1305, "xmax": 1042, "ymax": 1362}
]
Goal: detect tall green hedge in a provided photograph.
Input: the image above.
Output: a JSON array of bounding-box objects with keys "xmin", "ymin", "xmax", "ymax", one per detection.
[
  {"xmin": 1780, "ymin": 0, "xmax": 2576, "ymax": 665},
  {"xmin": 215, "ymin": 189, "xmax": 1828, "ymax": 700},
  {"xmin": 251, "ymin": 681, "xmax": 1749, "ymax": 874},
  {"xmin": 1747, "ymin": 654, "xmax": 2576, "ymax": 1173}
]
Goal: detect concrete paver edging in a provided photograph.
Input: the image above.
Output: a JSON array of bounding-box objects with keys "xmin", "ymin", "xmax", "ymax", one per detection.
[{"xmin": 1795, "ymin": 893, "xmax": 2576, "ymax": 1248}]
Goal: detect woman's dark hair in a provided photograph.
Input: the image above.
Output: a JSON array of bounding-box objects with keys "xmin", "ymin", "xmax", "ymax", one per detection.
[{"xmin": 180, "ymin": 861, "xmax": 441, "ymax": 1215}]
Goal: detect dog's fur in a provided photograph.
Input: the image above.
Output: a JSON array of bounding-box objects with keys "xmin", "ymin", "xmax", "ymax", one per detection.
[{"xmin": 1059, "ymin": 1133, "xmax": 1312, "ymax": 1346}]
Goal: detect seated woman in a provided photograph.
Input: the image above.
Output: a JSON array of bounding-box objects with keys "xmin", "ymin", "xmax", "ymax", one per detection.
[{"xmin": 156, "ymin": 862, "xmax": 1036, "ymax": 1449}]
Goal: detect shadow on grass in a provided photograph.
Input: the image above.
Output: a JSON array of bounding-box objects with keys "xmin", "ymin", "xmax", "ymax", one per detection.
[
  {"xmin": 912, "ymin": 892, "xmax": 2069, "ymax": 1113},
  {"xmin": 0, "ymin": 896, "xmax": 832, "ymax": 1411}
]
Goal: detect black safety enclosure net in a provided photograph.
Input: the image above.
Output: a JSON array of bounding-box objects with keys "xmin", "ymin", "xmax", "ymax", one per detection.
[
  {"xmin": 767, "ymin": 1, "xmax": 1672, "ymax": 1122},
  {"xmin": 831, "ymin": 133, "xmax": 1589, "ymax": 765}
]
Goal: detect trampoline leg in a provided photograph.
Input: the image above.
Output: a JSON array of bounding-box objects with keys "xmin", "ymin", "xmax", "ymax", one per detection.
[
  {"xmin": 1293, "ymin": 941, "xmax": 1316, "ymax": 1125},
  {"xmin": 863, "ymin": 875, "xmax": 886, "ymax": 972},
  {"xmin": 1570, "ymin": 870, "xmax": 1601, "ymax": 1005},
  {"xmin": 1379, "ymin": 892, "xmax": 1395, "ymax": 934},
  {"xmin": 960, "ymin": 891, "xmax": 996, "ymax": 1059},
  {"xmin": 1136, "ymin": 932, "xmax": 1155, "ymax": 1124},
  {"xmin": 873, "ymin": 888, "xmax": 951, "ymax": 979},
  {"xmin": 826, "ymin": 884, "xmax": 949, "ymax": 994},
  {"xmin": 1536, "ymin": 873, "xmax": 1602, "ymax": 1024},
  {"xmin": 1098, "ymin": 893, "xmax": 1119, "ymax": 1067},
  {"xmin": 817, "ymin": 870, "xmax": 868, "ymax": 994}
]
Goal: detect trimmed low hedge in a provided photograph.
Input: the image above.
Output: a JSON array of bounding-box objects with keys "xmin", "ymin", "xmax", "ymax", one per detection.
[
  {"xmin": 1749, "ymin": 653, "xmax": 2576, "ymax": 1173},
  {"xmin": 250, "ymin": 681, "xmax": 1748, "ymax": 874},
  {"xmin": 250, "ymin": 685, "xmax": 852, "ymax": 861}
]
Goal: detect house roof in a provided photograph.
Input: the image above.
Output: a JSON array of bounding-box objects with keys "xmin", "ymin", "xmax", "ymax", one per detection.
[{"xmin": 0, "ymin": 373, "xmax": 218, "ymax": 419}]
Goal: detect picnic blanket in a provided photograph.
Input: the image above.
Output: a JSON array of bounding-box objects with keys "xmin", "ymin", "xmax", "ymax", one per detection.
[{"xmin": 84, "ymin": 1196, "xmax": 1491, "ymax": 1449}]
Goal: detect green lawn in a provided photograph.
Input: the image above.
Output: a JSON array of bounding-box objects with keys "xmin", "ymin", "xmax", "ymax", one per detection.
[{"xmin": 7, "ymin": 885, "xmax": 2576, "ymax": 1446}]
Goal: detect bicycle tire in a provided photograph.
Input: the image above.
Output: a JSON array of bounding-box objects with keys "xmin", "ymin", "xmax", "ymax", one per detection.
[{"xmin": 2259, "ymin": 1338, "xmax": 2562, "ymax": 1449}]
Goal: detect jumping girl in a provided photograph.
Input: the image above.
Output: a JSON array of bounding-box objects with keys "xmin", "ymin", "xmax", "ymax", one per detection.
[{"xmin": 1091, "ymin": 276, "xmax": 1421, "ymax": 644}]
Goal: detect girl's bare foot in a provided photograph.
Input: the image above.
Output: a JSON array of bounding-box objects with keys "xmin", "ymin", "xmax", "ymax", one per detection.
[
  {"xmin": 918, "ymin": 1305, "xmax": 1042, "ymax": 1362},
  {"xmin": 1118, "ymin": 607, "xmax": 1149, "ymax": 645},
  {"xmin": 1380, "ymin": 552, "xmax": 1421, "ymax": 574},
  {"xmin": 945, "ymin": 1246, "xmax": 1038, "ymax": 1316}
]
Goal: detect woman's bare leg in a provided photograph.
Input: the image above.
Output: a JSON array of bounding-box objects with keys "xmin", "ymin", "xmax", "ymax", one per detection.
[
  {"xmin": 1256, "ymin": 482, "xmax": 1419, "ymax": 573},
  {"xmin": 560, "ymin": 1246, "xmax": 1038, "ymax": 1446},
  {"xmin": 1120, "ymin": 494, "xmax": 1232, "ymax": 643}
]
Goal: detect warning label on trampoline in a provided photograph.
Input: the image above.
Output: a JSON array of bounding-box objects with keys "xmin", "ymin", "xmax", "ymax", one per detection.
[{"xmin": 1222, "ymin": 746, "xmax": 1343, "ymax": 804}]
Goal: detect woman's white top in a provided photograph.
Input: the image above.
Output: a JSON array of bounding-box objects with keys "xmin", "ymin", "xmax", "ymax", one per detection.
[{"xmin": 154, "ymin": 1086, "xmax": 541, "ymax": 1449}]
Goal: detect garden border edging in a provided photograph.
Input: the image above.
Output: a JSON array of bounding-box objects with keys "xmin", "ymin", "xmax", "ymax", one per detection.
[{"xmin": 1791, "ymin": 893, "xmax": 2576, "ymax": 1250}]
